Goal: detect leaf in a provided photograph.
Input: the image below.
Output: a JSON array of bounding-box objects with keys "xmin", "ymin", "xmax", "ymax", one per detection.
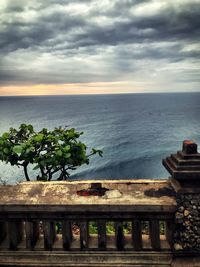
[
  {"xmin": 27, "ymin": 125, "xmax": 34, "ymax": 132},
  {"xmin": 40, "ymin": 150, "xmax": 47, "ymax": 155},
  {"xmin": 20, "ymin": 124, "xmax": 27, "ymax": 129},
  {"xmin": 13, "ymin": 145, "xmax": 23, "ymax": 154},
  {"xmin": 33, "ymin": 165, "xmax": 40, "ymax": 170},
  {"xmin": 39, "ymin": 160, "xmax": 45, "ymax": 167},
  {"xmin": 25, "ymin": 148, "xmax": 31, "ymax": 154},
  {"xmin": 30, "ymin": 146, "xmax": 35, "ymax": 152},
  {"xmin": 3, "ymin": 148, "xmax": 9, "ymax": 154},
  {"xmin": 34, "ymin": 134, "xmax": 44, "ymax": 142},
  {"xmin": 2, "ymin": 132, "xmax": 9, "ymax": 139},
  {"xmin": 98, "ymin": 150, "xmax": 103, "ymax": 157},
  {"xmin": 91, "ymin": 148, "xmax": 103, "ymax": 157},
  {"xmin": 63, "ymin": 145, "xmax": 70, "ymax": 152},
  {"xmin": 56, "ymin": 150, "xmax": 63, "ymax": 156},
  {"xmin": 47, "ymin": 134, "xmax": 54, "ymax": 141},
  {"xmin": 64, "ymin": 153, "xmax": 71, "ymax": 159},
  {"xmin": 42, "ymin": 128, "xmax": 47, "ymax": 134},
  {"xmin": 67, "ymin": 129, "xmax": 75, "ymax": 138}
]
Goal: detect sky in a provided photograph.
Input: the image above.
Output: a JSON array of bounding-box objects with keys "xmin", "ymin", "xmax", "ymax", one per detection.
[{"xmin": 0, "ymin": 0, "xmax": 200, "ymax": 96}]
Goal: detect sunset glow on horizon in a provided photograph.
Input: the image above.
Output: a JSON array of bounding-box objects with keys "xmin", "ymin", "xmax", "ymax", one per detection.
[
  {"xmin": 0, "ymin": 81, "xmax": 144, "ymax": 96},
  {"xmin": 0, "ymin": 80, "xmax": 198, "ymax": 96}
]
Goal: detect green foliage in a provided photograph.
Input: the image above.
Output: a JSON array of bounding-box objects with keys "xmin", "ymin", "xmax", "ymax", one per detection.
[
  {"xmin": 0, "ymin": 124, "xmax": 102, "ymax": 181},
  {"xmin": 89, "ymin": 221, "xmax": 98, "ymax": 234},
  {"xmin": 53, "ymin": 221, "xmax": 165, "ymax": 235}
]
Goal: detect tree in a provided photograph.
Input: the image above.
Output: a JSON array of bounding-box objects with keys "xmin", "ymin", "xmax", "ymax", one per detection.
[{"xmin": 0, "ymin": 124, "xmax": 102, "ymax": 181}]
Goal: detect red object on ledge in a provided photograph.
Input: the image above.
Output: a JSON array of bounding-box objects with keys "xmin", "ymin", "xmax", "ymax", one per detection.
[{"xmin": 77, "ymin": 183, "xmax": 108, "ymax": 196}]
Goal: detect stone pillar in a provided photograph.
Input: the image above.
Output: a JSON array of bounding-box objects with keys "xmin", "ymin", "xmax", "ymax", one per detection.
[{"xmin": 163, "ymin": 140, "xmax": 200, "ymax": 254}]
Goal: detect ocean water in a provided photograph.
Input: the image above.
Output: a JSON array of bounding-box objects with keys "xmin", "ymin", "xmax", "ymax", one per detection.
[{"xmin": 0, "ymin": 92, "xmax": 199, "ymax": 184}]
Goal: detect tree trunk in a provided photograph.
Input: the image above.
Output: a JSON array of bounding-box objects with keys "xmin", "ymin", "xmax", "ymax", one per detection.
[{"xmin": 23, "ymin": 163, "xmax": 30, "ymax": 181}]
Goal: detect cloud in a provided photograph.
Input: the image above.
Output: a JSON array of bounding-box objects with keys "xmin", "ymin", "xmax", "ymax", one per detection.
[{"xmin": 0, "ymin": 0, "xmax": 200, "ymax": 93}]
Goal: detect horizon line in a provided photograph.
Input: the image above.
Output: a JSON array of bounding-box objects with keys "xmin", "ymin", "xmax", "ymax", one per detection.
[{"xmin": 0, "ymin": 91, "xmax": 199, "ymax": 97}]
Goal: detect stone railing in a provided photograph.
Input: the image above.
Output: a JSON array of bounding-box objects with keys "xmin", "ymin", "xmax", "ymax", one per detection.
[
  {"xmin": 0, "ymin": 180, "xmax": 175, "ymax": 266},
  {"xmin": 0, "ymin": 140, "xmax": 200, "ymax": 266}
]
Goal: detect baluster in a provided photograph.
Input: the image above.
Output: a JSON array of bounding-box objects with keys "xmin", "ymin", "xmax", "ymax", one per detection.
[
  {"xmin": 8, "ymin": 220, "xmax": 23, "ymax": 250},
  {"xmin": 165, "ymin": 220, "xmax": 173, "ymax": 247},
  {"xmin": 62, "ymin": 221, "xmax": 72, "ymax": 250},
  {"xmin": 43, "ymin": 221, "xmax": 56, "ymax": 250},
  {"xmin": 25, "ymin": 221, "xmax": 39, "ymax": 250},
  {"xmin": 115, "ymin": 221, "xmax": 124, "ymax": 250},
  {"xmin": 98, "ymin": 220, "xmax": 106, "ymax": 250},
  {"xmin": 80, "ymin": 221, "xmax": 89, "ymax": 249},
  {"xmin": 0, "ymin": 222, "xmax": 7, "ymax": 244},
  {"xmin": 132, "ymin": 220, "xmax": 142, "ymax": 251},
  {"xmin": 149, "ymin": 220, "xmax": 161, "ymax": 250}
]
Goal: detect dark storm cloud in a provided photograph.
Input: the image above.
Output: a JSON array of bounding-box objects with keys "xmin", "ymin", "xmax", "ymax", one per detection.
[
  {"xmin": 69, "ymin": 3, "xmax": 200, "ymax": 48},
  {"xmin": 2, "ymin": 0, "xmax": 200, "ymax": 52},
  {"xmin": 0, "ymin": 0, "xmax": 200, "ymax": 89},
  {"xmin": 0, "ymin": 10, "xmax": 86, "ymax": 53}
]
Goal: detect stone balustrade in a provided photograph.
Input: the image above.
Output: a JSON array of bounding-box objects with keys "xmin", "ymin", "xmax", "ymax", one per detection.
[
  {"xmin": 0, "ymin": 140, "xmax": 199, "ymax": 266},
  {"xmin": 0, "ymin": 179, "xmax": 175, "ymax": 266}
]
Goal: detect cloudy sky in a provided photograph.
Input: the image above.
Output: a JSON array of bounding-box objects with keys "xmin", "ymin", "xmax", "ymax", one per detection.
[{"xmin": 0, "ymin": 0, "xmax": 199, "ymax": 95}]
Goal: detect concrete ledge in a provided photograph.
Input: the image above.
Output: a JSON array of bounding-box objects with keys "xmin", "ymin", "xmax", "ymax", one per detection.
[
  {"xmin": 171, "ymin": 257, "xmax": 200, "ymax": 267},
  {"xmin": 0, "ymin": 251, "xmax": 172, "ymax": 266},
  {"xmin": 0, "ymin": 180, "xmax": 176, "ymax": 213}
]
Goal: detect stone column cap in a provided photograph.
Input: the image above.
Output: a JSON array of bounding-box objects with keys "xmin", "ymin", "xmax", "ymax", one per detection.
[{"xmin": 163, "ymin": 140, "xmax": 200, "ymax": 187}]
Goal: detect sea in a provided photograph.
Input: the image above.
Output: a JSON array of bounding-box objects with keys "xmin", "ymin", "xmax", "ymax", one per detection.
[{"xmin": 0, "ymin": 92, "xmax": 199, "ymax": 184}]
